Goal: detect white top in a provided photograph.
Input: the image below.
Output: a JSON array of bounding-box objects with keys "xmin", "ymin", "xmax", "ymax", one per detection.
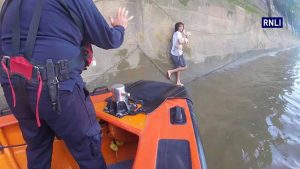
[{"xmin": 171, "ymin": 31, "xmax": 183, "ymax": 56}]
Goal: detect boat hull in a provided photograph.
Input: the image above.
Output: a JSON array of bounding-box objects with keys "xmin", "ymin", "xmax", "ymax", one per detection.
[{"xmin": 0, "ymin": 81, "xmax": 207, "ymax": 169}]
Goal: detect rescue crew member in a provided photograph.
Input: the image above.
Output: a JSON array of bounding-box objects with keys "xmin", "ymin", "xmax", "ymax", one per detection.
[{"xmin": 0, "ymin": 0, "xmax": 133, "ymax": 168}]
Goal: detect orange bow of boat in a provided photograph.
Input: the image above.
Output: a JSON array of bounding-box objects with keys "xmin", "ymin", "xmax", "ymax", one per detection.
[{"xmin": 0, "ymin": 80, "xmax": 207, "ymax": 169}]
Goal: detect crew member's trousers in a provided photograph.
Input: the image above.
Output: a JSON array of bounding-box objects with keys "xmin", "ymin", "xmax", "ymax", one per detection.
[{"xmin": 2, "ymin": 79, "xmax": 107, "ymax": 169}]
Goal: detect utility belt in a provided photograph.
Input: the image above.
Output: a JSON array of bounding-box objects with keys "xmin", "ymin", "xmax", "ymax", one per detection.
[{"xmin": 1, "ymin": 55, "xmax": 79, "ymax": 127}]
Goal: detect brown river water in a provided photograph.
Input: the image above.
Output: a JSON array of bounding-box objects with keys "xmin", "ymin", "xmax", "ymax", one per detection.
[
  {"xmin": 185, "ymin": 48, "xmax": 300, "ymax": 169},
  {"xmin": 0, "ymin": 48, "xmax": 299, "ymax": 169}
]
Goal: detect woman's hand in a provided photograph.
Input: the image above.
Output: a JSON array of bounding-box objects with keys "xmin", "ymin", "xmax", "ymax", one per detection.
[{"xmin": 109, "ymin": 7, "xmax": 134, "ymax": 29}]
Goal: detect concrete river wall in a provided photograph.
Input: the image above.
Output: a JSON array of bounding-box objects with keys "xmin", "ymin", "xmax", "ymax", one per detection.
[
  {"xmin": 0, "ymin": 0, "xmax": 299, "ymax": 94},
  {"xmin": 84, "ymin": 0, "xmax": 299, "ymax": 88}
]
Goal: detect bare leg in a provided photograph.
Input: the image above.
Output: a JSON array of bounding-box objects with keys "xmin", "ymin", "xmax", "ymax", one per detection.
[
  {"xmin": 171, "ymin": 66, "xmax": 187, "ymax": 73},
  {"xmin": 168, "ymin": 66, "xmax": 187, "ymax": 77},
  {"xmin": 167, "ymin": 66, "xmax": 187, "ymax": 85},
  {"xmin": 176, "ymin": 71, "xmax": 183, "ymax": 86}
]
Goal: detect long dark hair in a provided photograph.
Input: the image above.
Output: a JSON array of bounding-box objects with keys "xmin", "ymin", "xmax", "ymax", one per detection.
[{"xmin": 174, "ymin": 22, "xmax": 184, "ymax": 32}]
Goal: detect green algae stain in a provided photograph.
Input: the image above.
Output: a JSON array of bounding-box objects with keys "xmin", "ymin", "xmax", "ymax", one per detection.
[
  {"xmin": 179, "ymin": 0, "xmax": 190, "ymax": 6},
  {"xmin": 226, "ymin": 0, "xmax": 264, "ymax": 16},
  {"xmin": 117, "ymin": 59, "xmax": 130, "ymax": 71},
  {"xmin": 115, "ymin": 49, "xmax": 128, "ymax": 57}
]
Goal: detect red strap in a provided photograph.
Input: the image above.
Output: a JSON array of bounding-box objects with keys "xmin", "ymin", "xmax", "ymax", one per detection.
[
  {"xmin": 35, "ymin": 72, "xmax": 42, "ymax": 127},
  {"xmin": 1, "ymin": 57, "xmax": 43, "ymax": 127},
  {"xmin": 10, "ymin": 56, "xmax": 33, "ymax": 80},
  {"xmin": 1, "ymin": 60, "xmax": 16, "ymax": 107}
]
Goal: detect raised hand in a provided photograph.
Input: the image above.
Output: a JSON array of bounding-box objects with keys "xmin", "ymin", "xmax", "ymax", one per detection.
[{"xmin": 109, "ymin": 7, "xmax": 134, "ymax": 29}]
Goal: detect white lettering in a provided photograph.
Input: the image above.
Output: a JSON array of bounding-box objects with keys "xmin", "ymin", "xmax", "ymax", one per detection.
[
  {"xmin": 279, "ymin": 19, "xmax": 282, "ymax": 27},
  {"xmin": 268, "ymin": 20, "xmax": 274, "ymax": 26},
  {"xmin": 262, "ymin": 18, "xmax": 283, "ymax": 28},
  {"xmin": 263, "ymin": 19, "xmax": 268, "ymax": 26}
]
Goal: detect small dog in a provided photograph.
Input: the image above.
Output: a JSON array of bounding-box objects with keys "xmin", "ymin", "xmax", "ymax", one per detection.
[{"xmin": 177, "ymin": 31, "xmax": 191, "ymax": 50}]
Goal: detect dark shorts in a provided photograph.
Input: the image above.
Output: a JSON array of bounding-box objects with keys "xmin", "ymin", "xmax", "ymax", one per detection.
[{"xmin": 171, "ymin": 54, "xmax": 186, "ymax": 68}]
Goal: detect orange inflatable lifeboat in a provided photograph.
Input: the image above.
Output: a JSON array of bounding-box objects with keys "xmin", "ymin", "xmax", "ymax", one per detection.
[{"xmin": 0, "ymin": 80, "xmax": 207, "ymax": 169}]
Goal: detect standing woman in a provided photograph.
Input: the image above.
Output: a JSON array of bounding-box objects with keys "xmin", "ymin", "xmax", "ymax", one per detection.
[{"xmin": 167, "ymin": 22, "xmax": 190, "ymax": 86}]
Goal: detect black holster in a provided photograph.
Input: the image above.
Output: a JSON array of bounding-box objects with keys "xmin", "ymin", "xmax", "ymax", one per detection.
[{"xmin": 46, "ymin": 59, "xmax": 61, "ymax": 114}]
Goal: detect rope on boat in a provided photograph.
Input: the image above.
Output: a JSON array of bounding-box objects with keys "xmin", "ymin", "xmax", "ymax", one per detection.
[{"xmin": 0, "ymin": 143, "xmax": 27, "ymax": 151}]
